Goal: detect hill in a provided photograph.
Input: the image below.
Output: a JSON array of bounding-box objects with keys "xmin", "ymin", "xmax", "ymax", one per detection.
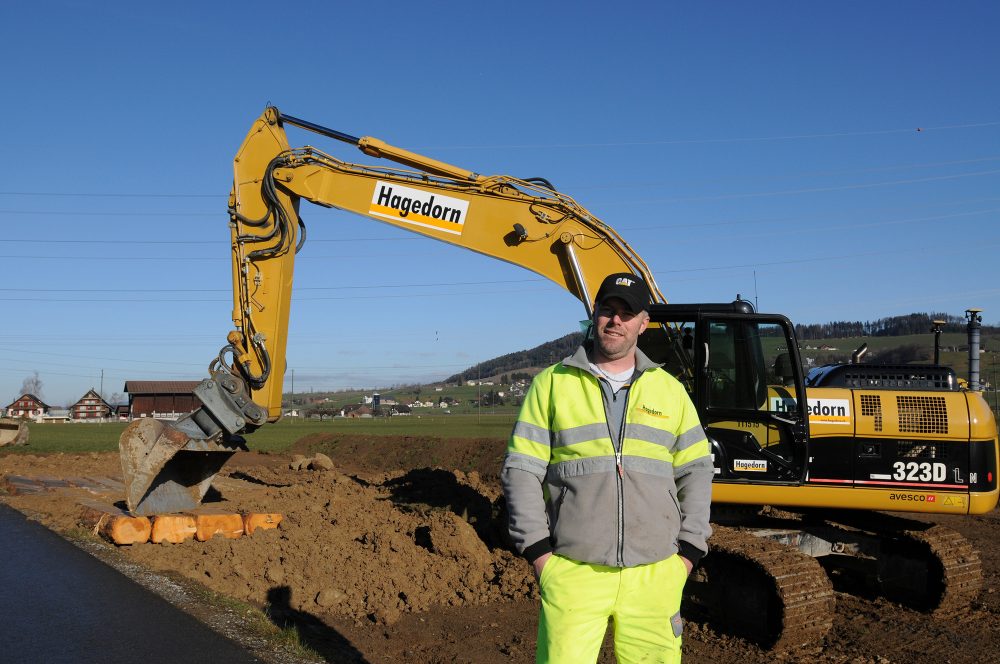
[
  {"xmin": 285, "ymin": 311, "xmax": 999, "ymax": 417},
  {"xmin": 446, "ymin": 311, "xmax": 999, "ymax": 382},
  {"xmin": 444, "ymin": 332, "xmax": 584, "ymax": 384}
]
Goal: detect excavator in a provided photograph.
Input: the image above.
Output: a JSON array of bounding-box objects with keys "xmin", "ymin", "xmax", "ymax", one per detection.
[{"xmin": 119, "ymin": 107, "xmax": 999, "ymax": 650}]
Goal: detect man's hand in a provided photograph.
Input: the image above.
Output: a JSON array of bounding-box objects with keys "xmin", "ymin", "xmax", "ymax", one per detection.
[
  {"xmin": 532, "ymin": 552, "xmax": 553, "ymax": 580},
  {"xmin": 680, "ymin": 556, "xmax": 693, "ymax": 575}
]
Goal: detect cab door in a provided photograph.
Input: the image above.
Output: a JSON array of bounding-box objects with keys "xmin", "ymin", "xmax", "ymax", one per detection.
[{"xmin": 641, "ymin": 308, "xmax": 809, "ymax": 484}]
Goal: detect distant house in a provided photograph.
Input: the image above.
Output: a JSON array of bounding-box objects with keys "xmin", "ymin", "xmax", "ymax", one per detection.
[
  {"xmin": 124, "ymin": 381, "xmax": 202, "ymax": 419},
  {"xmin": 70, "ymin": 389, "xmax": 113, "ymax": 421},
  {"xmin": 5, "ymin": 393, "xmax": 49, "ymax": 419},
  {"xmin": 342, "ymin": 404, "xmax": 373, "ymax": 418}
]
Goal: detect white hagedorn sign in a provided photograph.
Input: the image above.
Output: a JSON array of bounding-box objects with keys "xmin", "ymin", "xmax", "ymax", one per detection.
[
  {"xmin": 806, "ymin": 398, "xmax": 851, "ymax": 425},
  {"xmin": 369, "ymin": 182, "xmax": 469, "ymax": 235}
]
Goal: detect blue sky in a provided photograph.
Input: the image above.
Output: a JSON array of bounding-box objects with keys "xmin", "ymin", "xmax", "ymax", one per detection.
[{"xmin": 2, "ymin": 1, "xmax": 998, "ymax": 407}]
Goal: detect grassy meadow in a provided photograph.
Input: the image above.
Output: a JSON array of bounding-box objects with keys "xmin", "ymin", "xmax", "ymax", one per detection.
[{"xmin": 3, "ymin": 414, "xmax": 518, "ymax": 455}]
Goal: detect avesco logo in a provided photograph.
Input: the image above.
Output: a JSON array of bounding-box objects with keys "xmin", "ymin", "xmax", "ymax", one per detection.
[{"xmin": 889, "ymin": 493, "xmax": 937, "ymax": 502}]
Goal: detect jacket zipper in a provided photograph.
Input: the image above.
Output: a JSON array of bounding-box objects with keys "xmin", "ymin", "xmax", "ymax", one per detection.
[
  {"xmin": 598, "ymin": 375, "xmax": 632, "ymax": 568},
  {"xmin": 616, "ymin": 387, "xmax": 631, "ymax": 567}
]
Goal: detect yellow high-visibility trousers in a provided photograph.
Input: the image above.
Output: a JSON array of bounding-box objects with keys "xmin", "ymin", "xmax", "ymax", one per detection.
[{"xmin": 536, "ymin": 554, "xmax": 686, "ymax": 664}]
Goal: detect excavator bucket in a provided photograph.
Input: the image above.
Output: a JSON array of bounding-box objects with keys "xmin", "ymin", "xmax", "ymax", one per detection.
[
  {"xmin": 118, "ymin": 417, "xmax": 246, "ymax": 515},
  {"xmin": 0, "ymin": 418, "xmax": 29, "ymax": 447}
]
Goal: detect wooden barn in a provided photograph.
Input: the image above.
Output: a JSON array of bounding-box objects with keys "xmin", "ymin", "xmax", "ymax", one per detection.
[{"xmin": 123, "ymin": 381, "xmax": 201, "ymax": 419}]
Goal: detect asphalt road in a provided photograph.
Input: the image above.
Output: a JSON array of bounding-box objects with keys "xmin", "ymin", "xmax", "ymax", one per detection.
[{"xmin": 0, "ymin": 503, "xmax": 262, "ymax": 664}]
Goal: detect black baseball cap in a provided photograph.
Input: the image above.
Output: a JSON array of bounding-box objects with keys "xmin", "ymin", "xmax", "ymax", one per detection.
[{"xmin": 594, "ymin": 273, "xmax": 651, "ymax": 314}]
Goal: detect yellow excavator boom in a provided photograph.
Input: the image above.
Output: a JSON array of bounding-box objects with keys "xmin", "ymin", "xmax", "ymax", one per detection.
[{"xmin": 119, "ymin": 107, "xmax": 666, "ymax": 514}]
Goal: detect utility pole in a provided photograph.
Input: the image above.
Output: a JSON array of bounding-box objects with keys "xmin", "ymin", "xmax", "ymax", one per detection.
[
  {"xmin": 99, "ymin": 369, "xmax": 105, "ymax": 426},
  {"xmin": 753, "ymin": 270, "xmax": 759, "ymax": 312}
]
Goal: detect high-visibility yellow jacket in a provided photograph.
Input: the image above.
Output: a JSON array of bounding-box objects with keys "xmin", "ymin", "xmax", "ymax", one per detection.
[{"xmin": 501, "ymin": 345, "xmax": 713, "ymax": 568}]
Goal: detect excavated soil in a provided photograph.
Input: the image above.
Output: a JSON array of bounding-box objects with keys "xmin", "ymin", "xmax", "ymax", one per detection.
[{"xmin": 2, "ymin": 434, "xmax": 1000, "ymax": 663}]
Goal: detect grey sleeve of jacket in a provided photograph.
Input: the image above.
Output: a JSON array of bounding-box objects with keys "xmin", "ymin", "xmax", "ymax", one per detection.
[
  {"xmin": 674, "ymin": 434, "xmax": 714, "ymax": 564},
  {"xmin": 501, "ymin": 454, "xmax": 552, "ymax": 562}
]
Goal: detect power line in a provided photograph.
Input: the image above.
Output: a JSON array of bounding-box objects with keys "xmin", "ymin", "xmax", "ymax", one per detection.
[
  {"xmin": 0, "ymin": 191, "xmax": 216, "ymax": 198},
  {"xmin": 3, "ymin": 151, "xmax": 999, "ymax": 202},
  {"xmin": 0, "ymin": 278, "xmax": 542, "ymax": 293},
  {"xmin": 0, "ymin": 236, "xmax": 422, "ymax": 244},
  {"xmin": 0, "ymin": 210, "xmax": 217, "ymax": 217},
  {"xmin": 3, "ymin": 236, "xmax": 1000, "ymax": 303},
  {"xmin": 3, "ymin": 204, "xmax": 996, "ymax": 271},
  {"xmin": 578, "ymin": 156, "xmax": 1000, "ymax": 191},
  {"xmin": 0, "ymin": 285, "xmax": 557, "ymax": 303},
  {"xmin": 5, "ymin": 196, "xmax": 999, "ymax": 244},
  {"xmin": 621, "ymin": 169, "xmax": 1000, "ymax": 204},
  {"xmin": 417, "ymin": 120, "xmax": 1000, "ymax": 150}
]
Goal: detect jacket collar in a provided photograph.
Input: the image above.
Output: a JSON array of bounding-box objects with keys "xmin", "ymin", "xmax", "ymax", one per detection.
[{"xmin": 563, "ymin": 342, "xmax": 662, "ymax": 378}]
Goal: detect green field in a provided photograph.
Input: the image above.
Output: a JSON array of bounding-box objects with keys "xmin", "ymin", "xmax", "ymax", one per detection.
[{"xmin": 3, "ymin": 414, "xmax": 517, "ymax": 455}]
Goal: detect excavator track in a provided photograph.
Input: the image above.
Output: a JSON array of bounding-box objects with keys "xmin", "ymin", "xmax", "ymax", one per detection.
[
  {"xmin": 684, "ymin": 524, "xmax": 835, "ymax": 651},
  {"xmin": 879, "ymin": 523, "xmax": 983, "ymax": 614},
  {"xmin": 796, "ymin": 511, "xmax": 984, "ymax": 614}
]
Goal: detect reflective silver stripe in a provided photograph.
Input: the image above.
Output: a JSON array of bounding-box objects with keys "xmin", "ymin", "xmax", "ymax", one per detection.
[
  {"xmin": 674, "ymin": 454, "xmax": 714, "ymax": 476},
  {"xmin": 511, "ymin": 420, "xmax": 552, "ymax": 447},
  {"xmin": 622, "ymin": 455, "xmax": 674, "ymax": 477},
  {"xmin": 624, "ymin": 423, "xmax": 676, "ymax": 449},
  {"xmin": 502, "ymin": 451, "xmax": 550, "ymax": 477},
  {"xmin": 547, "ymin": 456, "xmax": 617, "ymax": 479},
  {"xmin": 548, "ymin": 455, "xmax": 675, "ymax": 478},
  {"xmin": 675, "ymin": 425, "xmax": 707, "ymax": 451},
  {"xmin": 552, "ymin": 423, "xmax": 610, "ymax": 448}
]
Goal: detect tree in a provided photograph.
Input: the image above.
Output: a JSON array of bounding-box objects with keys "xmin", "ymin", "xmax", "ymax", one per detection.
[
  {"xmin": 874, "ymin": 345, "xmax": 930, "ymax": 365},
  {"xmin": 20, "ymin": 371, "xmax": 43, "ymax": 399}
]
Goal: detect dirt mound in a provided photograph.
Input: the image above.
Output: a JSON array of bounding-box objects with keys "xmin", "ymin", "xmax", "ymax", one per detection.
[{"xmin": 0, "ymin": 449, "xmax": 530, "ymax": 628}]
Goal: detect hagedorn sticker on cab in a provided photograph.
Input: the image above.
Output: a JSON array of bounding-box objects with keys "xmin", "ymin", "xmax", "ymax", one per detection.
[
  {"xmin": 806, "ymin": 398, "xmax": 852, "ymax": 425},
  {"xmin": 369, "ymin": 181, "xmax": 469, "ymax": 235},
  {"xmin": 734, "ymin": 459, "xmax": 768, "ymax": 472}
]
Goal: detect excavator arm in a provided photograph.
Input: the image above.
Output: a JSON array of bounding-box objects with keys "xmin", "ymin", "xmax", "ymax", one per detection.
[{"xmin": 119, "ymin": 106, "xmax": 670, "ymax": 515}]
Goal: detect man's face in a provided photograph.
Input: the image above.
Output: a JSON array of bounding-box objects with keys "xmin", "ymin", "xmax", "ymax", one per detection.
[{"xmin": 593, "ymin": 297, "xmax": 649, "ymax": 362}]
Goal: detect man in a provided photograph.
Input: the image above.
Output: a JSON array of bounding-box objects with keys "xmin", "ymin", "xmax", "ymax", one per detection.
[{"xmin": 501, "ymin": 273, "xmax": 713, "ymax": 664}]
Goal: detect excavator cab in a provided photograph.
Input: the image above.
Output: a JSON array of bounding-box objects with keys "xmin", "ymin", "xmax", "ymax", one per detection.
[{"xmin": 640, "ymin": 301, "xmax": 809, "ymax": 484}]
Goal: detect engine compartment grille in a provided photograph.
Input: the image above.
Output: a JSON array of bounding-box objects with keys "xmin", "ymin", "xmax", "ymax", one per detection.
[
  {"xmin": 860, "ymin": 394, "xmax": 883, "ymax": 432},
  {"xmin": 897, "ymin": 395, "xmax": 948, "ymax": 434}
]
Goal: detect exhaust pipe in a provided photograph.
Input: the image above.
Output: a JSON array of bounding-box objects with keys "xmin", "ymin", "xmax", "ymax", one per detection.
[
  {"xmin": 851, "ymin": 343, "xmax": 869, "ymax": 364},
  {"xmin": 966, "ymin": 308, "xmax": 982, "ymax": 391}
]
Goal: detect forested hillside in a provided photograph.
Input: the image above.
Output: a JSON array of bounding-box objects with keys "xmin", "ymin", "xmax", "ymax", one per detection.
[
  {"xmin": 447, "ymin": 311, "xmax": 997, "ymax": 385},
  {"xmin": 795, "ymin": 312, "xmax": 999, "ymax": 340},
  {"xmin": 446, "ymin": 332, "xmax": 584, "ymax": 383}
]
